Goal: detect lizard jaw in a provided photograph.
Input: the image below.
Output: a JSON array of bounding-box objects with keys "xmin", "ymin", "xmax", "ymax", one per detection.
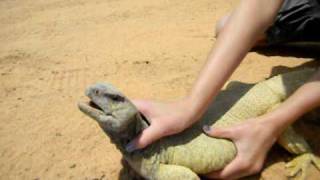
[{"xmin": 78, "ymin": 101, "xmax": 105, "ymax": 119}]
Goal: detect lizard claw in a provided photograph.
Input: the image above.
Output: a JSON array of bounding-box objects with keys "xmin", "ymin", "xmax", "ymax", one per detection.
[{"xmin": 285, "ymin": 153, "xmax": 320, "ymax": 180}]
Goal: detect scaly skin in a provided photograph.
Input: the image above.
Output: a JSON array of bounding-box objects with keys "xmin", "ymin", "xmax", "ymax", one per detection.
[{"xmin": 78, "ymin": 68, "xmax": 320, "ymax": 180}]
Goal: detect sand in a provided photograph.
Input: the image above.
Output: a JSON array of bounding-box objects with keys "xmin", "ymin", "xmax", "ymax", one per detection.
[{"xmin": 0, "ymin": 0, "xmax": 319, "ymax": 179}]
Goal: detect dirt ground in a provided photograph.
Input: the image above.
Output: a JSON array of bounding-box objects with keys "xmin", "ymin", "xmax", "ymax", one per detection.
[{"xmin": 1, "ymin": 0, "xmax": 319, "ymax": 179}]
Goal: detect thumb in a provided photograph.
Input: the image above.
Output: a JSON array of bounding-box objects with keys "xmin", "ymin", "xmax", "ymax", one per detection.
[
  {"xmin": 131, "ymin": 99, "xmax": 151, "ymax": 117},
  {"xmin": 203, "ymin": 125, "xmax": 234, "ymax": 139},
  {"xmin": 126, "ymin": 124, "xmax": 164, "ymax": 152}
]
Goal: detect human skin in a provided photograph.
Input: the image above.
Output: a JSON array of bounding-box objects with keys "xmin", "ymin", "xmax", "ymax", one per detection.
[{"xmin": 126, "ymin": 0, "xmax": 320, "ymax": 179}]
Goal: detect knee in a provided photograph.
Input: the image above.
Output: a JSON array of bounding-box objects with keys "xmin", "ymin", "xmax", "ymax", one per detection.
[{"xmin": 215, "ymin": 14, "xmax": 230, "ymax": 38}]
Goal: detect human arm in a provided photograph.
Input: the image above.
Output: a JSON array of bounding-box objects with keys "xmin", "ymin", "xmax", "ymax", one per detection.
[
  {"xmin": 204, "ymin": 69, "xmax": 320, "ymax": 179},
  {"xmin": 126, "ymin": 0, "xmax": 283, "ymax": 152}
]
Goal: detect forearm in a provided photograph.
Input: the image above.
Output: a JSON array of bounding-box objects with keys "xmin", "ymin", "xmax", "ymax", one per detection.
[
  {"xmin": 262, "ymin": 70, "xmax": 320, "ymax": 136},
  {"xmin": 186, "ymin": 0, "xmax": 284, "ymax": 120}
]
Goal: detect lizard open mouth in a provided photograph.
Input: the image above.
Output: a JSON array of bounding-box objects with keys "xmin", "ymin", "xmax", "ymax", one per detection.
[
  {"xmin": 89, "ymin": 101, "xmax": 103, "ymax": 111},
  {"xmin": 78, "ymin": 100, "xmax": 105, "ymax": 116}
]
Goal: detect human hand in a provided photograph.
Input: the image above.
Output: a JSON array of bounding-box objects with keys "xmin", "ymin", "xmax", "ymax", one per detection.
[
  {"xmin": 125, "ymin": 98, "xmax": 197, "ymax": 152},
  {"xmin": 203, "ymin": 117, "xmax": 279, "ymax": 179}
]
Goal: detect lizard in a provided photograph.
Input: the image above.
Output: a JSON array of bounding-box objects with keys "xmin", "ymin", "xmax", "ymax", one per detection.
[{"xmin": 78, "ymin": 68, "xmax": 320, "ymax": 180}]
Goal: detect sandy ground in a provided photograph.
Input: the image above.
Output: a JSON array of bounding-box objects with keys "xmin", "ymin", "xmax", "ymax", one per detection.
[{"xmin": 0, "ymin": 0, "xmax": 319, "ymax": 179}]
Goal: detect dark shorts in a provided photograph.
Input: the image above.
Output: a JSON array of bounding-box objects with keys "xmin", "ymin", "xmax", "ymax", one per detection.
[{"xmin": 266, "ymin": 0, "xmax": 320, "ymax": 45}]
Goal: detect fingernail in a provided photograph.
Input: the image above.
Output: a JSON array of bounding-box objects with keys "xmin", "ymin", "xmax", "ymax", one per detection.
[
  {"xmin": 203, "ymin": 125, "xmax": 211, "ymax": 132},
  {"xmin": 125, "ymin": 142, "xmax": 136, "ymax": 153}
]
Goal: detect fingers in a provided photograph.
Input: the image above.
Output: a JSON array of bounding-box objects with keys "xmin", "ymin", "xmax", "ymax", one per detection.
[
  {"xmin": 126, "ymin": 124, "xmax": 164, "ymax": 152},
  {"xmin": 203, "ymin": 125, "xmax": 234, "ymax": 139},
  {"xmin": 206, "ymin": 157, "xmax": 244, "ymax": 179},
  {"xmin": 128, "ymin": 100, "xmax": 167, "ymax": 152},
  {"xmin": 205, "ymin": 157, "xmax": 262, "ymax": 179}
]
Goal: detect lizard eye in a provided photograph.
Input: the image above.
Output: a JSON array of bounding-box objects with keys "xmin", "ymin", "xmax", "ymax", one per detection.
[
  {"xmin": 107, "ymin": 94, "xmax": 124, "ymax": 102},
  {"xmin": 94, "ymin": 89, "xmax": 99, "ymax": 95}
]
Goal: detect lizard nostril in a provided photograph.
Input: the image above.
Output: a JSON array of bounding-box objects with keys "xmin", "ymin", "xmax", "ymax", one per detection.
[{"xmin": 95, "ymin": 89, "xmax": 99, "ymax": 95}]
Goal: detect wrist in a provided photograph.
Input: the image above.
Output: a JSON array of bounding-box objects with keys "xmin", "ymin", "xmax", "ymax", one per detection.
[
  {"xmin": 259, "ymin": 108, "xmax": 299, "ymax": 137},
  {"xmin": 179, "ymin": 96, "xmax": 204, "ymax": 123},
  {"xmin": 257, "ymin": 116, "xmax": 282, "ymax": 139},
  {"xmin": 255, "ymin": 119, "xmax": 278, "ymax": 144}
]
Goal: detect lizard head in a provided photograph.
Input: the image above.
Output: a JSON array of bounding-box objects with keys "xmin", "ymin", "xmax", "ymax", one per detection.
[{"xmin": 78, "ymin": 83, "xmax": 138, "ymax": 134}]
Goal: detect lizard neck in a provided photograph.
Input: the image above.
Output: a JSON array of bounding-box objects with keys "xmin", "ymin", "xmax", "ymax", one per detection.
[{"xmin": 105, "ymin": 112, "xmax": 150, "ymax": 154}]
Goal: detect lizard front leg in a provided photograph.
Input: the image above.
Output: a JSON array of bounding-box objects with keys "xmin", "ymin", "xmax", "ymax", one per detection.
[{"xmin": 278, "ymin": 126, "xmax": 320, "ymax": 180}]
